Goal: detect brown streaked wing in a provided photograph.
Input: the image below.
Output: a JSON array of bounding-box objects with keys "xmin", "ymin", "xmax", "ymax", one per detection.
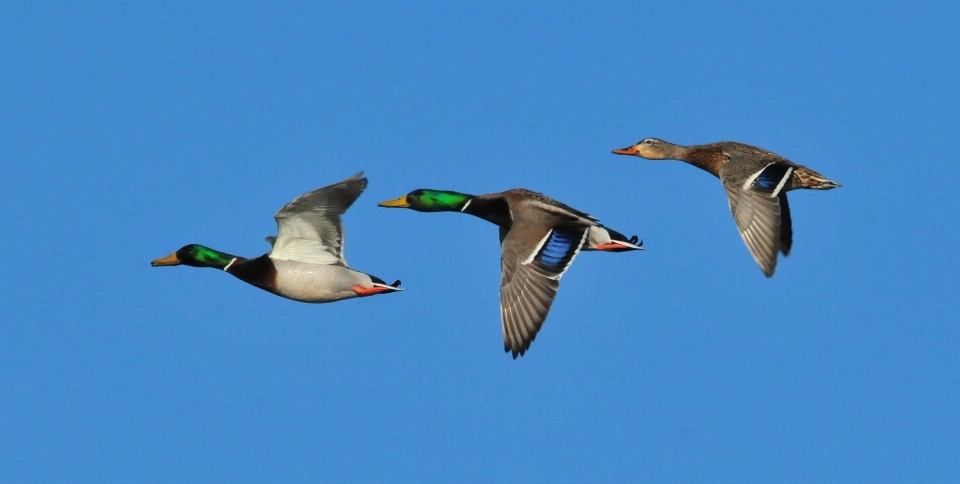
[
  {"xmin": 723, "ymin": 182, "xmax": 782, "ymax": 277},
  {"xmin": 498, "ymin": 221, "xmax": 586, "ymax": 357},
  {"xmin": 499, "ymin": 255, "xmax": 560, "ymax": 358}
]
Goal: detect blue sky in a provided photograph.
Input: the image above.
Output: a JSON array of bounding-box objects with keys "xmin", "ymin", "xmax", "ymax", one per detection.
[{"xmin": 2, "ymin": 1, "xmax": 959, "ymax": 482}]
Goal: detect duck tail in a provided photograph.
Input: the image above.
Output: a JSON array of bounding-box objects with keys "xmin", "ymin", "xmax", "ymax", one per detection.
[
  {"xmin": 794, "ymin": 167, "xmax": 841, "ymax": 190},
  {"xmin": 585, "ymin": 225, "xmax": 644, "ymax": 252},
  {"xmin": 371, "ymin": 282, "xmax": 403, "ymax": 292},
  {"xmin": 368, "ymin": 276, "xmax": 404, "ymax": 290}
]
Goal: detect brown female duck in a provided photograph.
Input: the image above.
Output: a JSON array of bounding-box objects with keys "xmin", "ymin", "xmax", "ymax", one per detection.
[{"xmin": 613, "ymin": 138, "xmax": 840, "ymax": 277}]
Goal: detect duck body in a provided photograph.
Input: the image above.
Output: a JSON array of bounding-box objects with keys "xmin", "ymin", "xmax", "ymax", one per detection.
[
  {"xmin": 270, "ymin": 259, "xmax": 386, "ymax": 302},
  {"xmin": 461, "ymin": 189, "xmax": 642, "ymax": 251},
  {"xmin": 379, "ymin": 187, "xmax": 641, "ymax": 358},
  {"xmin": 613, "ymin": 138, "xmax": 840, "ymax": 277},
  {"xmin": 221, "ymin": 255, "xmax": 385, "ymax": 303},
  {"xmin": 152, "ymin": 173, "xmax": 402, "ymax": 303},
  {"xmin": 672, "ymin": 141, "xmax": 840, "ymax": 192}
]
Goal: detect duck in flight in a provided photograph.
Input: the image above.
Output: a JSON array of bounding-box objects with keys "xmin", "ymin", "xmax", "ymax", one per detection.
[
  {"xmin": 152, "ymin": 172, "xmax": 402, "ymax": 302},
  {"xmin": 379, "ymin": 187, "xmax": 642, "ymax": 358},
  {"xmin": 613, "ymin": 138, "xmax": 840, "ymax": 277}
]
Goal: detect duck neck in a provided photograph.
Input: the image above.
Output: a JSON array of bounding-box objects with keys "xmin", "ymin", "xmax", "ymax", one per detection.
[
  {"xmin": 188, "ymin": 245, "xmax": 239, "ymax": 270},
  {"xmin": 659, "ymin": 141, "xmax": 689, "ymax": 161},
  {"xmin": 677, "ymin": 144, "xmax": 724, "ymax": 177},
  {"xmin": 424, "ymin": 191, "xmax": 473, "ymax": 212},
  {"xmin": 224, "ymin": 254, "xmax": 276, "ymax": 290},
  {"xmin": 460, "ymin": 195, "xmax": 512, "ymax": 227}
]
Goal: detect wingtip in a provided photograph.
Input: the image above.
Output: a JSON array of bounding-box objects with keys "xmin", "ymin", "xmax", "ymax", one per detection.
[{"xmin": 348, "ymin": 171, "xmax": 368, "ymax": 187}]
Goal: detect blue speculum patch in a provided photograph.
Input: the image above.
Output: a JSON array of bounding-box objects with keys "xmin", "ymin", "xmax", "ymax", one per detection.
[
  {"xmin": 754, "ymin": 164, "xmax": 792, "ymax": 193},
  {"xmin": 536, "ymin": 229, "xmax": 582, "ymax": 269}
]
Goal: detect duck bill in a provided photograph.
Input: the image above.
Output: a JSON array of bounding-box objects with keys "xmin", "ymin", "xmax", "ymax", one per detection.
[
  {"xmin": 612, "ymin": 146, "xmax": 640, "ymax": 156},
  {"xmin": 151, "ymin": 252, "xmax": 181, "ymax": 266},
  {"xmin": 378, "ymin": 195, "xmax": 410, "ymax": 208}
]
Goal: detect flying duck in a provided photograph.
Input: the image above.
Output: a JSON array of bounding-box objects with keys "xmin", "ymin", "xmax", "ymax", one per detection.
[
  {"xmin": 152, "ymin": 172, "xmax": 402, "ymax": 302},
  {"xmin": 378, "ymin": 187, "xmax": 642, "ymax": 357},
  {"xmin": 613, "ymin": 138, "xmax": 840, "ymax": 276}
]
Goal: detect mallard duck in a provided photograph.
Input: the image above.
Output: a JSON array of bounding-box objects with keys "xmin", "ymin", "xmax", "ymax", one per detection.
[
  {"xmin": 378, "ymin": 188, "xmax": 642, "ymax": 358},
  {"xmin": 151, "ymin": 172, "xmax": 402, "ymax": 302},
  {"xmin": 612, "ymin": 139, "xmax": 840, "ymax": 277}
]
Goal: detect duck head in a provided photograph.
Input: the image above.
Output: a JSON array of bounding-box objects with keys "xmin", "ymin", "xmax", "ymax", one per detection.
[
  {"xmin": 151, "ymin": 244, "xmax": 237, "ymax": 269},
  {"xmin": 612, "ymin": 138, "xmax": 681, "ymax": 160},
  {"xmin": 378, "ymin": 189, "xmax": 473, "ymax": 212}
]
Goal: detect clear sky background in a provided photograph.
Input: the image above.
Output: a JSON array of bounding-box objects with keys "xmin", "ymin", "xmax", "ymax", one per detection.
[{"xmin": 2, "ymin": 1, "xmax": 959, "ymax": 482}]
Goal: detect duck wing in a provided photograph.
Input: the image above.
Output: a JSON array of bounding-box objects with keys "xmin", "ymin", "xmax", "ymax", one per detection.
[
  {"xmin": 779, "ymin": 193, "xmax": 792, "ymax": 256},
  {"xmin": 720, "ymin": 155, "xmax": 795, "ymax": 277},
  {"xmin": 502, "ymin": 188, "xmax": 598, "ymax": 224},
  {"xmin": 499, "ymin": 220, "xmax": 589, "ymax": 358},
  {"xmin": 269, "ymin": 172, "xmax": 367, "ymax": 266}
]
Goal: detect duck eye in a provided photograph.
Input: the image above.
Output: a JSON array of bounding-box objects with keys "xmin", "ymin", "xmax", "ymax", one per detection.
[{"xmin": 412, "ymin": 189, "xmax": 424, "ymax": 197}]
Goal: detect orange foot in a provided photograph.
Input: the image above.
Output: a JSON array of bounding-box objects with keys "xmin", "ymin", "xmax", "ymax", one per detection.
[
  {"xmin": 352, "ymin": 284, "xmax": 401, "ymax": 297},
  {"xmin": 593, "ymin": 237, "xmax": 643, "ymax": 252},
  {"xmin": 593, "ymin": 242, "xmax": 626, "ymax": 251}
]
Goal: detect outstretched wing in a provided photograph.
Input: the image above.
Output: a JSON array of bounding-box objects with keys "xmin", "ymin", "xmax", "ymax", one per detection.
[
  {"xmin": 499, "ymin": 223, "xmax": 589, "ymax": 358},
  {"xmin": 269, "ymin": 172, "xmax": 367, "ymax": 266},
  {"xmin": 722, "ymin": 162, "xmax": 794, "ymax": 277}
]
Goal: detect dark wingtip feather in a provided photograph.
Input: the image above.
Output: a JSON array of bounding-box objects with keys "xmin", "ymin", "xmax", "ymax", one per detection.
[{"xmin": 505, "ymin": 345, "xmax": 525, "ymax": 359}]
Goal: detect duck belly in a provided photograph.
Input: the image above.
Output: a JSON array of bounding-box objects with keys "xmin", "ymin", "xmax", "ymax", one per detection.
[{"xmin": 271, "ymin": 260, "xmax": 371, "ymax": 303}]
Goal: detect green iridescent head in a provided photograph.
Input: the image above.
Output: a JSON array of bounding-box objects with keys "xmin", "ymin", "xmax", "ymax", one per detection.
[
  {"xmin": 151, "ymin": 244, "xmax": 237, "ymax": 269},
  {"xmin": 378, "ymin": 189, "xmax": 473, "ymax": 212}
]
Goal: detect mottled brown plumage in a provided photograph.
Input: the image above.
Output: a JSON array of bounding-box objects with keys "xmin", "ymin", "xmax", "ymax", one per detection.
[{"xmin": 613, "ymin": 138, "xmax": 840, "ymax": 276}]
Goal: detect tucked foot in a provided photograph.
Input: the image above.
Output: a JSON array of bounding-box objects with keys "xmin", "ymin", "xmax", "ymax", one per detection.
[
  {"xmin": 352, "ymin": 281, "xmax": 404, "ymax": 297},
  {"xmin": 593, "ymin": 238, "xmax": 644, "ymax": 252}
]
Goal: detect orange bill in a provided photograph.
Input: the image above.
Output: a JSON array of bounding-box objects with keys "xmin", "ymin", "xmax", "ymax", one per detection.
[
  {"xmin": 151, "ymin": 252, "xmax": 181, "ymax": 266},
  {"xmin": 378, "ymin": 195, "xmax": 410, "ymax": 208}
]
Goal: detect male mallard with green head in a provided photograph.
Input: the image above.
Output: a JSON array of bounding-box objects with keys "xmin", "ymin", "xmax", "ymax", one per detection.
[
  {"xmin": 613, "ymin": 138, "xmax": 840, "ymax": 277},
  {"xmin": 152, "ymin": 172, "xmax": 401, "ymax": 302},
  {"xmin": 379, "ymin": 188, "xmax": 642, "ymax": 358}
]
